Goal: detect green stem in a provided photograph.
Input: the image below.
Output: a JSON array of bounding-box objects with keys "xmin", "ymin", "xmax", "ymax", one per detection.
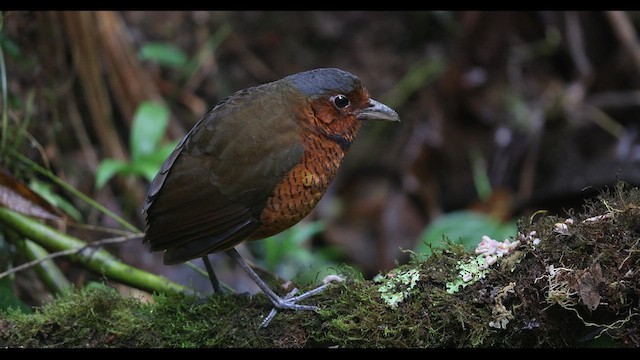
[
  {"xmin": 181, "ymin": 23, "xmax": 232, "ymax": 84},
  {"xmin": 382, "ymin": 56, "xmax": 445, "ymax": 109},
  {"xmin": 0, "ymin": 208, "xmax": 194, "ymax": 296},
  {"xmin": 12, "ymin": 236, "xmax": 73, "ymax": 295}
]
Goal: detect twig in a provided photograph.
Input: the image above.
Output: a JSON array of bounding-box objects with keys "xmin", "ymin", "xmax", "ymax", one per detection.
[
  {"xmin": 606, "ymin": 11, "xmax": 640, "ymax": 75},
  {"xmin": 618, "ymin": 236, "xmax": 640, "ymax": 270},
  {"xmin": 0, "ymin": 233, "xmax": 141, "ymax": 281},
  {"xmin": 580, "ymin": 104, "xmax": 625, "ymax": 139},
  {"xmin": 66, "ymin": 93, "xmax": 100, "ymax": 172},
  {"xmin": 0, "ymin": 208, "xmax": 193, "ymax": 295},
  {"xmin": 182, "ymin": 23, "xmax": 231, "ymax": 92},
  {"xmin": 10, "ymin": 235, "xmax": 72, "ymax": 294},
  {"xmin": 564, "ymin": 11, "xmax": 593, "ymax": 82},
  {"xmin": 587, "ymin": 90, "xmax": 640, "ymax": 109},
  {"xmin": 3, "ymin": 247, "xmax": 79, "ymax": 280}
]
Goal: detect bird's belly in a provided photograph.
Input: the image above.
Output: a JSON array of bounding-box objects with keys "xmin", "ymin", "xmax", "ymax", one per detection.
[{"xmin": 250, "ymin": 145, "xmax": 343, "ymax": 239}]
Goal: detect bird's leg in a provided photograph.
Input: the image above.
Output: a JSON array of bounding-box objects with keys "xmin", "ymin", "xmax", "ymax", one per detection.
[
  {"xmin": 260, "ymin": 288, "xmax": 298, "ymax": 328},
  {"xmin": 258, "ymin": 284, "xmax": 334, "ymax": 327},
  {"xmin": 225, "ymin": 248, "xmax": 327, "ymax": 311},
  {"xmin": 201, "ymin": 255, "xmax": 222, "ymax": 293}
]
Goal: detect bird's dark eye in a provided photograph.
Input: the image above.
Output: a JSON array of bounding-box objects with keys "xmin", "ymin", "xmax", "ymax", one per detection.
[{"xmin": 332, "ymin": 94, "xmax": 350, "ymax": 109}]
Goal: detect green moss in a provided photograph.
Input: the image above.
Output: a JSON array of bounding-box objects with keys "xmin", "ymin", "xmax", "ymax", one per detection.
[
  {"xmin": 0, "ymin": 283, "xmax": 278, "ymax": 348},
  {"xmin": 2, "ymin": 182, "xmax": 640, "ymax": 347}
]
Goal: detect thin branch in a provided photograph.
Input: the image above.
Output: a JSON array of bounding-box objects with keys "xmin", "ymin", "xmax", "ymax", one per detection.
[
  {"xmin": 606, "ymin": 11, "xmax": 640, "ymax": 75},
  {"xmin": 0, "ymin": 208, "xmax": 192, "ymax": 295},
  {"xmin": 11, "ymin": 236, "xmax": 72, "ymax": 294},
  {"xmin": 565, "ymin": 11, "xmax": 593, "ymax": 82},
  {"xmin": 0, "ymin": 234, "xmax": 140, "ymax": 280},
  {"xmin": 587, "ymin": 90, "xmax": 640, "ymax": 109}
]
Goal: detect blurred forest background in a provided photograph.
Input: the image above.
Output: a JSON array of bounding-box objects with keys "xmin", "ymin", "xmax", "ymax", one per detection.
[{"xmin": 2, "ymin": 11, "xmax": 640, "ymax": 308}]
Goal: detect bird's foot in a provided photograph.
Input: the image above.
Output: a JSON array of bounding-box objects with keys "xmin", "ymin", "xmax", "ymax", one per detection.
[
  {"xmin": 261, "ymin": 280, "xmax": 340, "ymax": 328},
  {"xmin": 273, "ymin": 284, "xmax": 327, "ymax": 310},
  {"xmin": 260, "ymin": 285, "xmax": 327, "ymax": 328}
]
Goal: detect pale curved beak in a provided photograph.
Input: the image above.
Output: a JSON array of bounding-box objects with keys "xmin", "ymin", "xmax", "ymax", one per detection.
[{"xmin": 357, "ymin": 99, "xmax": 400, "ymax": 122}]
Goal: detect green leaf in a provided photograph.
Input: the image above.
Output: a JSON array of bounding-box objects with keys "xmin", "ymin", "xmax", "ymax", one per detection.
[
  {"xmin": 143, "ymin": 141, "xmax": 178, "ymax": 165},
  {"xmin": 95, "ymin": 103, "xmax": 173, "ymax": 188},
  {"xmin": 95, "ymin": 159, "xmax": 130, "ymax": 189},
  {"xmin": 0, "ymin": 31, "xmax": 21, "ymax": 59},
  {"xmin": 249, "ymin": 220, "xmax": 337, "ymax": 283},
  {"xmin": 0, "ymin": 277, "xmax": 30, "ymax": 313},
  {"xmin": 130, "ymin": 160, "xmax": 164, "ymax": 182},
  {"xmin": 262, "ymin": 221, "xmax": 325, "ymax": 270},
  {"xmin": 29, "ymin": 180, "xmax": 83, "ymax": 222},
  {"xmin": 414, "ymin": 211, "xmax": 517, "ymax": 259},
  {"xmin": 130, "ymin": 101, "xmax": 169, "ymax": 161},
  {"xmin": 131, "ymin": 141, "xmax": 178, "ymax": 182},
  {"xmin": 139, "ymin": 43, "xmax": 187, "ymax": 68}
]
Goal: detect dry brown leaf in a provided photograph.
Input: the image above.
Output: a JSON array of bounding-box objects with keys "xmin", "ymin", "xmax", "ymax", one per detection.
[
  {"xmin": 577, "ymin": 262, "xmax": 604, "ymax": 311},
  {"xmin": 0, "ymin": 167, "xmax": 63, "ymax": 221}
]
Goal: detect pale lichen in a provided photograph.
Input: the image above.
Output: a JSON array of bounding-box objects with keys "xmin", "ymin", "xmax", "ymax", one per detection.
[
  {"xmin": 374, "ymin": 268, "xmax": 421, "ymax": 309},
  {"xmin": 446, "ymin": 234, "xmax": 525, "ymax": 295},
  {"xmin": 445, "ymin": 255, "xmax": 488, "ymax": 294},
  {"xmin": 488, "ymin": 282, "xmax": 516, "ymax": 329}
]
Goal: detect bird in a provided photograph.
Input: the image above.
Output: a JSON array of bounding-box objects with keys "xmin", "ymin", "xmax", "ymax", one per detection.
[{"xmin": 142, "ymin": 68, "xmax": 400, "ymax": 317}]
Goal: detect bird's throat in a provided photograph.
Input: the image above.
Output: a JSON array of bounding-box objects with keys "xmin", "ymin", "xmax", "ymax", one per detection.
[{"xmin": 326, "ymin": 133, "xmax": 354, "ymax": 150}]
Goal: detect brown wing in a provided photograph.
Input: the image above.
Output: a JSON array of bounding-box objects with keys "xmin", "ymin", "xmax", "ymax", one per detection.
[{"xmin": 142, "ymin": 83, "xmax": 305, "ymax": 264}]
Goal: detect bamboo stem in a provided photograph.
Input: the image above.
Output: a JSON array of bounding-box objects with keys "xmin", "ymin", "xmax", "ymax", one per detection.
[
  {"xmin": 0, "ymin": 208, "xmax": 194, "ymax": 296},
  {"xmin": 12, "ymin": 236, "xmax": 73, "ymax": 295}
]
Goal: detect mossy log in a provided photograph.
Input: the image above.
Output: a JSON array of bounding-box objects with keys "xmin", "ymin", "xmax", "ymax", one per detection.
[{"xmin": 1, "ymin": 184, "xmax": 639, "ymax": 348}]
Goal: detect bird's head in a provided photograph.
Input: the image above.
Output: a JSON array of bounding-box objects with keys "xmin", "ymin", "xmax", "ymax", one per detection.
[{"xmin": 285, "ymin": 68, "xmax": 400, "ymax": 147}]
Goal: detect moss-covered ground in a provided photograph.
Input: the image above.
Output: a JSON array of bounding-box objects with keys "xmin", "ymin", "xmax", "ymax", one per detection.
[{"xmin": 1, "ymin": 183, "xmax": 639, "ymax": 348}]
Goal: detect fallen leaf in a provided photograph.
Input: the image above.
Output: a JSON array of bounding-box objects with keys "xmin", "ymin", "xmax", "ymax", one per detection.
[
  {"xmin": 577, "ymin": 263, "xmax": 603, "ymax": 311},
  {"xmin": 0, "ymin": 167, "xmax": 63, "ymax": 221}
]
